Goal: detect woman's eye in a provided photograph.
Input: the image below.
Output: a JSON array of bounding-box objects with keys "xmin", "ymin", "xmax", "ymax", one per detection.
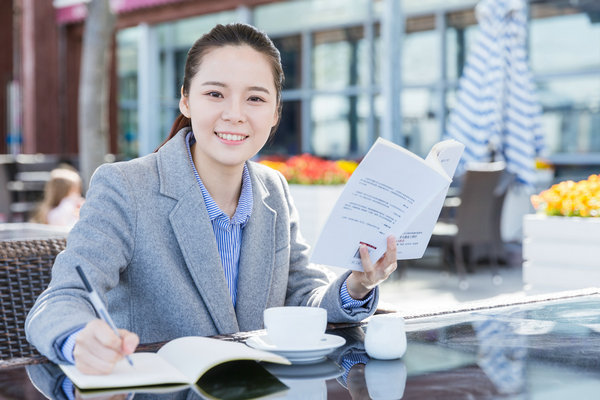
[
  {"xmin": 206, "ymin": 91, "xmax": 223, "ymax": 98},
  {"xmin": 248, "ymin": 96, "xmax": 265, "ymax": 102}
]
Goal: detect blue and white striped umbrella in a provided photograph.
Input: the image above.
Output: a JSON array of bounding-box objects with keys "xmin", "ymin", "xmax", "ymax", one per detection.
[{"xmin": 446, "ymin": 0, "xmax": 545, "ymax": 187}]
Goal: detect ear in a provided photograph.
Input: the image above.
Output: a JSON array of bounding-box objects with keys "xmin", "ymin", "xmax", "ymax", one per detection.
[
  {"xmin": 179, "ymin": 86, "xmax": 191, "ymax": 118},
  {"xmin": 270, "ymin": 104, "xmax": 280, "ymax": 130}
]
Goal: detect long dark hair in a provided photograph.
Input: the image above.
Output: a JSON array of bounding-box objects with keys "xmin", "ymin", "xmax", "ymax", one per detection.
[{"xmin": 155, "ymin": 23, "xmax": 284, "ymax": 152}]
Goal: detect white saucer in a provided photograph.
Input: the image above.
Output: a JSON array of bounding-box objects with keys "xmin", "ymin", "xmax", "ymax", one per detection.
[{"xmin": 246, "ymin": 334, "xmax": 346, "ymax": 364}]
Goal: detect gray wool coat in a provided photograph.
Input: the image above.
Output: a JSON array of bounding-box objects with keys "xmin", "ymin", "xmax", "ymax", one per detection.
[{"xmin": 25, "ymin": 128, "xmax": 378, "ymax": 363}]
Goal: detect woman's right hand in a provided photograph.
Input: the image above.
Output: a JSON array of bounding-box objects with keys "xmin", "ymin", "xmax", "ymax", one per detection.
[{"xmin": 73, "ymin": 319, "xmax": 139, "ymax": 374}]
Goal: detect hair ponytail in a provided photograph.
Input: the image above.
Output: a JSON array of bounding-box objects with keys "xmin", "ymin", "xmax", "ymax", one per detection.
[{"xmin": 154, "ymin": 113, "xmax": 191, "ymax": 152}]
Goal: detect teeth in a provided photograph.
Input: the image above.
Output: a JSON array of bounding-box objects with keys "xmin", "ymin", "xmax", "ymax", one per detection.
[{"xmin": 217, "ymin": 132, "xmax": 246, "ymax": 141}]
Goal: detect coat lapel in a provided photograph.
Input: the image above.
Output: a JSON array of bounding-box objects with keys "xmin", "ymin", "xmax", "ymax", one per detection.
[
  {"xmin": 157, "ymin": 129, "xmax": 239, "ymax": 334},
  {"xmin": 235, "ymin": 165, "xmax": 277, "ymax": 331}
]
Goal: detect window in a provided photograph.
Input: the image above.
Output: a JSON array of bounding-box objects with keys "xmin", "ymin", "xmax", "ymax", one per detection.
[
  {"xmin": 117, "ymin": 27, "xmax": 139, "ymax": 159},
  {"xmin": 312, "ymin": 95, "xmax": 370, "ymax": 157},
  {"xmin": 401, "ymin": 88, "xmax": 439, "ymax": 157},
  {"xmin": 313, "ymin": 27, "xmax": 369, "ymax": 89},
  {"xmin": 115, "ymin": 0, "xmax": 600, "ymax": 165},
  {"xmin": 264, "ymin": 100, "xmax": 302, "ymax": 155},
  {"xmin": 537, "ymin": 75, "xmax": 600, "ymax": 154},
  {"xmin": 272, "ymin": 36, "xmax": 302, "ymax": 89},
  {"xmin": 403, "ymin": 15, "xmax": 440, "ymax": 85},
  {"xmin": 530, "ymin": 8, "xmax": 600, "ymax": 74},
  {"xmin": 255, "ymin": 0, "xmax": 371, "ymax": 34},
  {"xmin": 529, "ymin": 2, "xmax": 600, "ymax": 160},
  {"xmin": 445, "ymin": 9, "xmax": 477, "ymax": 81}
]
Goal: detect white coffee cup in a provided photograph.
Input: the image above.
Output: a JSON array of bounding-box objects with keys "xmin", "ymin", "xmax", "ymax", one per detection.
[
  {"xmin": 263, "ymin": 306, "xmax": 327, "ymax": 349},
  {"xmin": 364, "ymin": 313, "xmax": 407, "ymax": 360}
]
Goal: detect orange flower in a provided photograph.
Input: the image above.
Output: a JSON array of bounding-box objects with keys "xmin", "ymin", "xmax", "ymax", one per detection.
[
  {"xmin": 258, "ymin": 154, "xmax": 358, "ymax": 185},
  {"xmin": 531, "ymin": 174, "xmax": 600, "ymax": 217}
]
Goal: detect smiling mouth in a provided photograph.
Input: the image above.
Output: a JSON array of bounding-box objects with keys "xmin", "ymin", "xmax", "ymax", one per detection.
[{"xmin": 215, "ymin": 132, "xmax": 248, "ymax": 142}]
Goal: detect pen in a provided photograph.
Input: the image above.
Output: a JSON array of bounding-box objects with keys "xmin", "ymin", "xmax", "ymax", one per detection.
[{"xmin": 75, "ymin": 265, "xmax": 134, "ymax": 366}]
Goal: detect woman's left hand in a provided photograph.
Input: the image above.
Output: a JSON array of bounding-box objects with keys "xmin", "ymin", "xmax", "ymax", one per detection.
[{"xmin": 346, "ymin": 235, "xmax": 397, "ymax": 300}]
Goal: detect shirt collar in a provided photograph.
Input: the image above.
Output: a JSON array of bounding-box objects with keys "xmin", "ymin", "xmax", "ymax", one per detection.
[{"xmin": 185, "ymin": 131, "xmax": 253, "ymax": 227}]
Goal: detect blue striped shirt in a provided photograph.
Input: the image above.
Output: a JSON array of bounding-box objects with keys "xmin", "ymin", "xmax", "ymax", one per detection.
[{"xmin": 185, "ymin": 131, "xmax": 252, "ymax": 307}]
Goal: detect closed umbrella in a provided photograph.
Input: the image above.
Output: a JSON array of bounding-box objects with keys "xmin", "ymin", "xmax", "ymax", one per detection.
[{"xmin": 446, "ymin": 0, "xmax": 545, "ymax": 187}]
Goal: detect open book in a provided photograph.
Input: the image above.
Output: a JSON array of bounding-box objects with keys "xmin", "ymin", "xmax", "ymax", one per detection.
[
  {"xmin": 59, "ymin": 336, "xmax": 290, "ymax": 395},
  {"xmin": 310, "ymin": 138, "xmax": 464, "ymax": 271}
]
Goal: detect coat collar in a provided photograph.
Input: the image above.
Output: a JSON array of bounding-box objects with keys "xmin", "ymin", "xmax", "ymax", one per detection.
[
  {"xmin": 158, "ymin": 128, "xmax": 238, "ymax": 333},
  {"xmin": 235, "ymin": 162, "xmax": 277, "ymax": 331},
  {"xmin": 156, "ymin": 127, "xmax": 197, "ymax": 201}
]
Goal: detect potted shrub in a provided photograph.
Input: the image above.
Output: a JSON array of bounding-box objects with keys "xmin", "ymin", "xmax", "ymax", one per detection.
[{"xmin": 523, "ymin": 174, "xmax": 600, "ymax": 292}]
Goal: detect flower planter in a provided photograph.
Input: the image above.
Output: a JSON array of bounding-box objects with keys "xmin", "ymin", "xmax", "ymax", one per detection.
[
  {"xmin": 288, "ymin": 184, "xmax": 345, "ymax": 250},
  {"xmin": 522, "ymin": 214, "xmax": 600, "ymax": 293}
]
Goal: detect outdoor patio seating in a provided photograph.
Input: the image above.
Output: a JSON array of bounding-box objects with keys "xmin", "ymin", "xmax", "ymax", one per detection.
[
  {"xmin": 0, "ymin": 154, "xmax": 78, "ymax": 223},
  {"xmin": 430, "ymin": 162, "xmax": 510, "ymax": 289},
  {"xmin": 0, "ymin": 237, "xmax": 66, "ymax": 359}
]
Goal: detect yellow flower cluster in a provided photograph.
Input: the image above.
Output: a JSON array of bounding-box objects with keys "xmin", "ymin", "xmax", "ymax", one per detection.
[{"xmin": 531, "ymin": 174, "xmax": 600, "ymax": 217}]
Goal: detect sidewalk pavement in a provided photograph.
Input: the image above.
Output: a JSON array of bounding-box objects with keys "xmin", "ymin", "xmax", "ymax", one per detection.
[
  {"xmin": 377, "ymin": 246, "xmax": 600, "ymax": 319},
  {"xmin": 378, "ymin": 247, "xmax": 530, "ymax": 316}
]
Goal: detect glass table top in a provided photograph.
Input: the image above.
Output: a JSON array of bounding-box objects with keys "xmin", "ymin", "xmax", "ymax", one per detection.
[
  {"xmin": 397, "ymin": 295, "xmax": 600, "ymax": 398},
  {"xmin": 2, "ymin": 292, "xmax": 600, "ymax": 399}
]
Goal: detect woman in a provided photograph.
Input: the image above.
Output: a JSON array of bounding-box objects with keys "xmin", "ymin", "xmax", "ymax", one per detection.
[
  {"xmin": 30, "ymin": 166, "xmax": 84, "ymax": 229},
  {"xmin": 25, "ymin": 23, "xmax": 397, "ymax": 374}
]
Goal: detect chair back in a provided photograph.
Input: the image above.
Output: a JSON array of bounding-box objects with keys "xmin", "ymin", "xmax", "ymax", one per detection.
[
  {"xmin": 0, "ymin": 238, "xmax": 66, "ymax": 360},
  {"xmin": 454, "ymin": 162, "xmax": 507, "ymax": 244}
]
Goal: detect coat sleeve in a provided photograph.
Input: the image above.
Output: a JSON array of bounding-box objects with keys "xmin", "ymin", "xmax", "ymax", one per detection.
[
  {"xmin": 25, "ymin": 163, "xmax": 138, "ymax": 363},
  {"xmin": 277, "ymin": 173, "xmax": 379, "ymax": 323}
]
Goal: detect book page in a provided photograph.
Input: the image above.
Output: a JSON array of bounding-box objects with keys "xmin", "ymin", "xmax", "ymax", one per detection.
[
  {"xmin": 424, "ymin": 139, "xmax": 464, "ymax": 177},
  {"xmin": 60, "ymin": 352, "xmax": 189, "ymax": 390},
  {"xmin": 157, "ymin": 336, "xmax": 290, "ymax": 384},
  {"xmin": 395, "ymin": 140, "xmax": 465, "ymax": 259},
  {"xmin": 310, "ymin": 138, "xmax": 451, "ymax": 270}
]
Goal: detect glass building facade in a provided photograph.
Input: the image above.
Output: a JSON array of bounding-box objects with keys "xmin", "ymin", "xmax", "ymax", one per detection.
[{"xmin": 116, "ymin": 0, "xmax": 600, "ymax": 174}]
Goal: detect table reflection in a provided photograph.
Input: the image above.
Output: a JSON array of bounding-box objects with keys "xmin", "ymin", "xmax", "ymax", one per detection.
[
  {"xmin": 365, "ymin": 360, "xmax": 406, "ymax": 399},
  {"xmin": 327, "ymin": 326, "xmax": 407, "ymax": 400},
  {"xmin": 4, "ymin": 293, "xmax": 600, "ymax": 399},
  {"xmin": 471, "ymin": 318, "xmax": 527, "ymax": 395},
  {"xmin": 264, "ymin": 360, "xmax": 343, "ymax": 399}
]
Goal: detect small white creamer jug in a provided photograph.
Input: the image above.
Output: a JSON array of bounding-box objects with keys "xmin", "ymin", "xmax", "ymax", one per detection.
[{"xmin": 365, "ymin": 313, "xmax": 407, "ymax": 360}]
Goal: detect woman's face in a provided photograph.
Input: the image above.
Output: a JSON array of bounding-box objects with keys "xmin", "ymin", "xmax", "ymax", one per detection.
[{"xmin": 179, "ymin": 44, "xmax": 279, "ymax": 173}]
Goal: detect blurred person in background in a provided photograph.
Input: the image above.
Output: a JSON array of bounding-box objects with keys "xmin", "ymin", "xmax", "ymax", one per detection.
[{"xmin": 31, "ymin": 166, "xmax": 85, "ymax": 229}]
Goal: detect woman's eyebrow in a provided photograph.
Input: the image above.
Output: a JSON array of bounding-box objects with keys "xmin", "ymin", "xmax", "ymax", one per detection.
[
  {"xmin": 201, "ymin": 81, "xmax": 225, "ymax": 87},
  {"xmin": 248, "ymin": 86, "xmax": 270, "ymax": 94},
  {"xmin": 201, "ymin": 81, "xmax": 270, "ymax": 94}
]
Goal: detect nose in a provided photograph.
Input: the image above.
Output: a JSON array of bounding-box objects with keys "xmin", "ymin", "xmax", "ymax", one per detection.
[{"xmin": 221, "ymin": 98, "xmax": 246, "ymax": 123}]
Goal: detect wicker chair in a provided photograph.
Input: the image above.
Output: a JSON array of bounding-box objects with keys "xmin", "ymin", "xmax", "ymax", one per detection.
[{"xmin": 0, "ymin": 238, "xmax": 66, "ymax": 359}]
